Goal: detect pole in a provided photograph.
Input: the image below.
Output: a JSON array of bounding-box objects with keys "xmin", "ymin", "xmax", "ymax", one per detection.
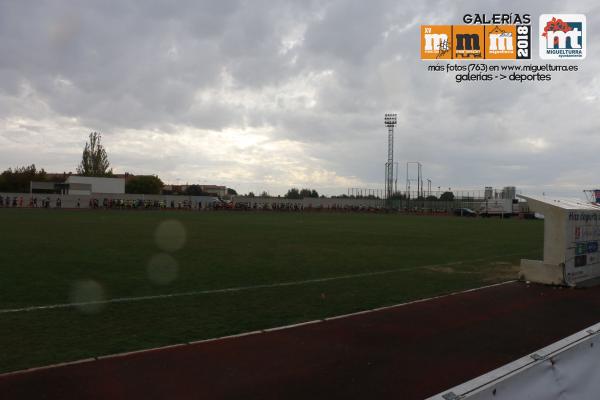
[{"xmin": 384, "ymin": 113, "xmax": 397, "ymax": 208}]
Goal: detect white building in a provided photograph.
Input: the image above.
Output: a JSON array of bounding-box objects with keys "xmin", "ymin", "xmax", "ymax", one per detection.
[{"xmin": 65, "ymin": 176, "xmax": 125, "ymax": 195}]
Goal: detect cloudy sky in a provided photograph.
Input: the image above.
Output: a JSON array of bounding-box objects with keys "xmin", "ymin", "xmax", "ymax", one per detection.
[{"xmin": 0, "ymin": 0, "xmax": 598, "ymax": 196}]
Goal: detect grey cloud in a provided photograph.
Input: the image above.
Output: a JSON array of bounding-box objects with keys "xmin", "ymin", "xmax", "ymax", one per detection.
[{"xmin": 0, "ymin": 0, "xmax": 599, "ymax": 196}]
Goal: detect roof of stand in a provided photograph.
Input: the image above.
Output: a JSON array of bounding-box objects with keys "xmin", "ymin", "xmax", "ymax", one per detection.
[{"xmin": 519, "ymin": 195, "xmax": 600, "ymax": 211}]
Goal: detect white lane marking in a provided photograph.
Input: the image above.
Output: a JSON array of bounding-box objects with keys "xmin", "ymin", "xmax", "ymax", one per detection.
[{"xmin": 0, "ymin": 252, "xmax": 533, "ymax": 314}]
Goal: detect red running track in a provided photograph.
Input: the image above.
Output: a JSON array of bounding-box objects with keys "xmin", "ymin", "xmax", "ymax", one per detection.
[{"xmin": 2, "ymin": 281, "xmax": 600, "ymax": 399}]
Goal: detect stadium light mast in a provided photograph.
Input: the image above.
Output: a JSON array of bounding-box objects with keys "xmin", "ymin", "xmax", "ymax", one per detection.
[{"xmin": 384, "ymin": 113, "xmax": 397, "ymax": 205}]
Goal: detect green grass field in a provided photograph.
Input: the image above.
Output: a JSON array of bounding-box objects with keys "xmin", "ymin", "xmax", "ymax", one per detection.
[{"xmin": 0, "ymin": 209, "xmax": 543, "ymax": 373}]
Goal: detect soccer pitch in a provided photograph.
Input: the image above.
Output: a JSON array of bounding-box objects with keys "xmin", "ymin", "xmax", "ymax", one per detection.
[{"xmin": 0, "ymin": 210, "xmax": 542, "ymax": 373}]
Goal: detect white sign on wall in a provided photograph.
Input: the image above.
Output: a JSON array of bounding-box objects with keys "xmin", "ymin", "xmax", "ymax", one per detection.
[{"xmin": 519, "ymin": 195, "xmax": 600, "ymax": 286}]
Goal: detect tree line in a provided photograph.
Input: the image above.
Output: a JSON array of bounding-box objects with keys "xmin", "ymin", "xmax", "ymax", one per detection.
[
  {"xmin": 0, "ymin": 165, "xmax": 49, "ymax": 193},
  {"xmin": 0, "ymin": 164, "xmax": 166, "ymax": 195},
  {"xmin": 243, "ymin": 188, "xmax": 320, "ymax": 199}
]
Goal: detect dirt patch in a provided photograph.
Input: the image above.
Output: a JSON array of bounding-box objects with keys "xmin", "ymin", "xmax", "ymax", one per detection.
[
  {"xmin": 425, "ymin": 261, "xmax": 520, "ymax": 281},
  {"xmin": 483, "ymin": 263, "xmax": 521, "ymax": 282}
]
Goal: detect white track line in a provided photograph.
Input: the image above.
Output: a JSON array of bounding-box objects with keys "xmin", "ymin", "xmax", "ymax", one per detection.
[
  {"xmin": 0, "ymin": 252, "xmax": 533, "ymax": 315},
  {"xmin": 0, "ymin": 280, "xmax": 518, "ymax": 378}
]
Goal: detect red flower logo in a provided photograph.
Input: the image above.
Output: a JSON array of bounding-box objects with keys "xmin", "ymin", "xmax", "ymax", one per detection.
[{"xmin": 542, "ymin": 17, "xmax": 572, "ymax": 46}]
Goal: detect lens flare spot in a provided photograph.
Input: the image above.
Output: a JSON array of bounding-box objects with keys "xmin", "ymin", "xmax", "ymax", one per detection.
[
  {"xmin": 69, "ymin": 280, "xmax": 106, "ymax": 314},
  {"xmin": 154, "ymin": 220, "xmax": 187, "ymax": 252},
  {"xmin": 147, "ymin": 253, "xmax": 179, "ymax": 285}
]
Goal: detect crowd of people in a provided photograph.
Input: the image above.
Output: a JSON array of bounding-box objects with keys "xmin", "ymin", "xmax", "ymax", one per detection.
[
  {"xmin": 0, "ymin": 196, "xmax": 208, "ymax": 210},
  {"xmin": 232, "ymin": 202, "xmax": 388, "ymax": 213},
  {"xmin": 0, "ymin": 195, "xmax": 393, "ymax": 213},
  {"xmin": 89, "ymin": 198, "xmax": 199, "ymax": 210},
  {"xmin": 0, "ymin": 195, "xmax": 61, "ymax": 208}
]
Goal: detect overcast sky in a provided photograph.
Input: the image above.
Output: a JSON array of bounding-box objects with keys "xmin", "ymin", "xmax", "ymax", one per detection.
[{"xmin": 0, "ymin": 0, "xmax": 598, "ymax": 196}]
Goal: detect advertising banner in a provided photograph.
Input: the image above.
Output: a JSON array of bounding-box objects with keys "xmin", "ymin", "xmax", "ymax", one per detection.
[{"xmin": 565, "ymin": 211, "xmax": 600, "ymax": 284}]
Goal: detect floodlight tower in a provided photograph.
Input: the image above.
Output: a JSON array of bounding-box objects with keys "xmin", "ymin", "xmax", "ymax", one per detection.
[{"xmin": 384, "ymin": 113, "xmax": 397, "ymax": 203}]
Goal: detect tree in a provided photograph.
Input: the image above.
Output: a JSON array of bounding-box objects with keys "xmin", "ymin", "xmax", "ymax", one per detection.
[
  {"xmin": 0, "ymin": 164, "xmax": 47, "ymax": 193},
  {"xmin": 260, "ymin": 191, "xmax": 269, "ymax": 197},
  {"xmin": 287, "ymin": 188, "xmax": 319, "ymax": 199},
  {"xmin": 125, "ymin": 175, "xmax": 164, "ymax": 194},
  {"xmin": 440, "ymin": 191, "xmax": 455, "ymax": 201},
  {"xmin": 184, "ymin": 185, "xmax": 210, "ymax": 196},
  {"xmin": 77, "ymin": 132, "xmax": 113, "ymax": 177},
  {"xmin": 227, "ymin": 188, "xmax": 238, "ymax": 195},
  {"xmin": 285, "ymin": 188, "xmax": 301, "ymax": 199},
  {"xmin": 298, "ymin": 188, "xmax": 319, "ymax": 198},
  {"xmin": 247, "ymin": 192, "xmax": 255, "ymax": 198}
]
